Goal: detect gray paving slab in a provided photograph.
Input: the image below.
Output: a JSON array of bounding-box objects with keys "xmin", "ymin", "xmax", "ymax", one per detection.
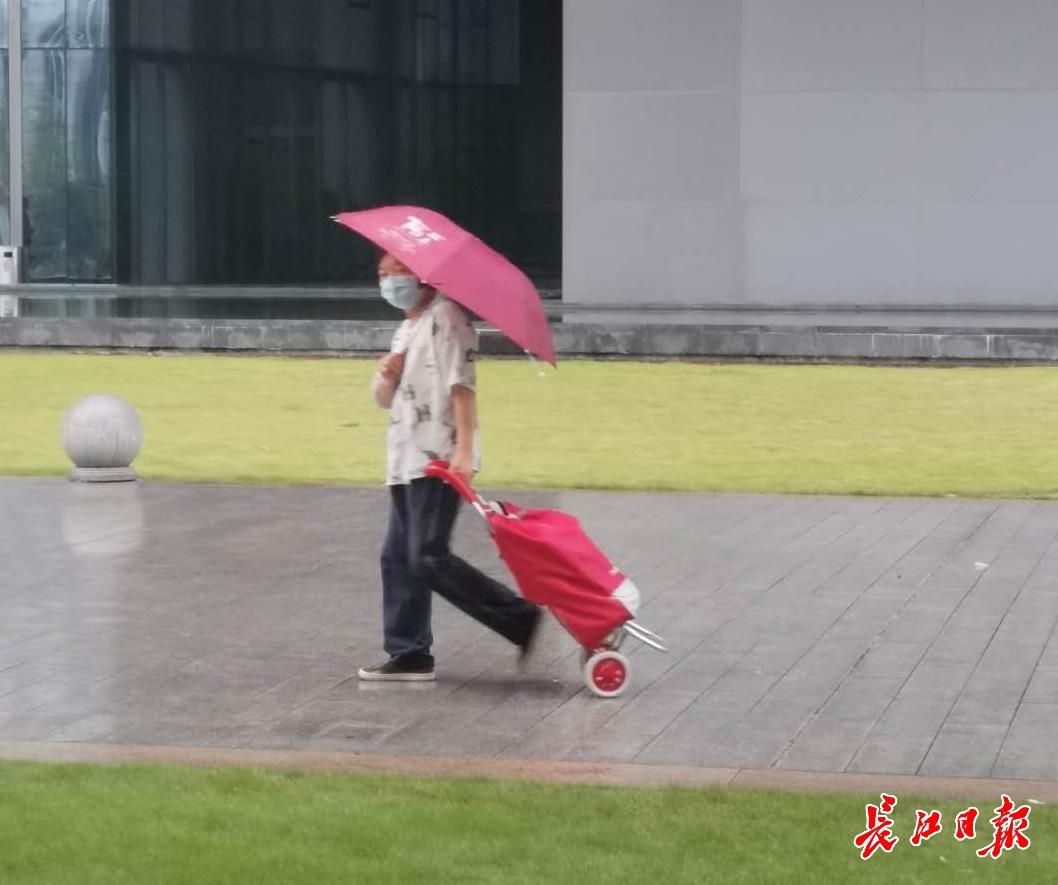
[
  {"xmin": 992, "ymin": 703, "xmax": 1058, "ymax": 780},
  {"xmin": 3, "ymin": 476, "xmax": 1058, "ymax": 783}
]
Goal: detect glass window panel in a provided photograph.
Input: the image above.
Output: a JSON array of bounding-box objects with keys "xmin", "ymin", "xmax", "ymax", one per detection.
[
  {"xmin": 22, "ymin": 0, "xmax": 67, "ymax": 49},
  {"xmin": 163, "ymin": 66, "xmax": 193, "ymax": 283},
  {"xmin": 392, "ymin": 0, "xmax": 418, "ymax": 81},
  {"xmin": 164, "ymin": 0, "xmax": 195, "ymax": 52},
  {"xmin": 68, "ymin": 0, "xmax": 110, "ymax": 48},
  {"xmin": 415, "ymin": 87, "xmax": 435, "ymax": 176},
  {"xmin": 489, "ymin": 0, "xmax": 519, "ymax": 85},
  {"xmin": 393, "ymin": 86, "xmax": 416, "ymax": 197},
  {"xmin": 125, "ymin": 0, "xmax": 164, "ymax": 50},
  {"xmin": 0, "ymin": 53, "xmax": 9, "ymax": 245},
  {"xmin": 130, "ymin": 62, "xmax": 168, "ymax": 282},
  {"xmin": 436, "ymin": 0, "xmax": 455, "ymax": 82},
  {"xmin": 67, "ymin": 50, "xmax": 111, "ymax": 279},
  {"xmin": 318, "ymin": 1, "xmax": 375, "ymax": 71},
  {"xmin": 346, "ymin": 86, "xmax": 376, "ymax": 205},
  {"xmin": 271, "ymin": 0, "xmax": 316, "ymax": 63},
  {"xmin": 240, "ymin": 0, "xmax": 269, "ymax": 54},
  {"xmin": 320, "ymin": 81, "xmax": 345, "ymax": 198},
  {"xmin": 468, "ymin": 27, "xmax": 490, "ymax": 84},
  {"xmin": 466, "ymin": 0, "xmax": 488, "ymax": 27},
  {"xmin": 0, "ymin": 3, "xmax": 8, "ymax": 45},
  {"xmin": 111, "ymin": 0, "xmax": 559, "ymax": 284},
  {"xmin": 414, "ymin": 19, "xmax": 432, "ymax": 82},
  {"xmin": 22, "ymin": 49, "xmax": 67, "ymax": 280}
]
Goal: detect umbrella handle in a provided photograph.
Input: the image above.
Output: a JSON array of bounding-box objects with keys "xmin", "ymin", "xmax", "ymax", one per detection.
[{"xmin": 424, "ymin": 459, "xmax": 478, "ymax": 504}]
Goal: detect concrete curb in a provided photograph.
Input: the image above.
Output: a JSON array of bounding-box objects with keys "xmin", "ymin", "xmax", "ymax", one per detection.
[
  {"xmin": 2, "ymin": 741, "xmax": 1056, "ymax": 800},
  {"xmin": 6, "ymin": 317, "xmax": 1058, "ymax": 360}
]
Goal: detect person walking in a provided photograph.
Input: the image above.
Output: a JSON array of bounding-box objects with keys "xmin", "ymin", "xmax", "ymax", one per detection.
[{"xmin": 358, "ymin": 252, "xmax": 541, "ymax": 681}]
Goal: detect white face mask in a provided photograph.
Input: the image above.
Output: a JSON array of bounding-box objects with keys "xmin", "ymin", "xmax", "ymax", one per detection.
[{"xmin": 379, "ymin": 275, "xmax": 421, "ymax": 310}]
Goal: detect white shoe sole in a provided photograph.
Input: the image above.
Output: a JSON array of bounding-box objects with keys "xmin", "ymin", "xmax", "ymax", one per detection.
[{"xmin": 357, "ymin": 667, "xmax": 436, "ymax": 682}]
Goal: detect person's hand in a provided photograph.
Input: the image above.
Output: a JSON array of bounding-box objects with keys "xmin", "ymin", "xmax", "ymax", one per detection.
[
  {"xmin": 379, "ymin": 352, "xmax": 405, "ymax": 381},
  {"xmin": 449, "ymin": 448, "xmax": 473, "ymax": 485}
]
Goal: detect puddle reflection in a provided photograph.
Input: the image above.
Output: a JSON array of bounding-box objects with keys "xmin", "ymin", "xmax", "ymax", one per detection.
[{"xmin": 61, "ymin": 482, "xmax": 145, "ymax": 557}]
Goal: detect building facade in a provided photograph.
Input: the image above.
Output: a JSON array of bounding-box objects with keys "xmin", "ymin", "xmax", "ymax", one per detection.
[{"xmin": 4, "ymin": 0, "xmax": 1058, "ymax": 316}]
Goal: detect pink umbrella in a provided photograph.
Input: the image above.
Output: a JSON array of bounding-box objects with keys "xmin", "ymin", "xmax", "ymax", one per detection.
[{"xmin": 333, "ymin": 205, "xmax": 556, "ymax": 366}]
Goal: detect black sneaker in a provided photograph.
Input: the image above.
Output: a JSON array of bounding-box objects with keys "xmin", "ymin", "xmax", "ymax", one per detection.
[{"xmin": 358, "ymin": 656, "xmax": 436, "ymax": 682}]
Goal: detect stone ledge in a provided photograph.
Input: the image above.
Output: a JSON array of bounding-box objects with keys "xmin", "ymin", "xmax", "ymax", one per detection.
[{"xmin": 5, "ymin": 317, "xmax": 1058, "ymax": 361}]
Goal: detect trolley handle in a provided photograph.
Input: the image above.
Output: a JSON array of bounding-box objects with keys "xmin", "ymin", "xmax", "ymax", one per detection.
[
  {"xmin": 424, "ymin": 459, "xmax": 516, "ymax": 520},
  {"xmin": 424, "ymin": 459, "xmax": 478, "ymax": 504}
]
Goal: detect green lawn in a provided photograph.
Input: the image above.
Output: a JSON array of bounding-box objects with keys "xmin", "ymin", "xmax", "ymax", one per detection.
[
  {"xmin": 0, "ymin": 761, "xmax": 1048, "ymax": 884},
  {"xmin": 3, "ymin": 352, "xmax": 1058, "ymax": 496}
]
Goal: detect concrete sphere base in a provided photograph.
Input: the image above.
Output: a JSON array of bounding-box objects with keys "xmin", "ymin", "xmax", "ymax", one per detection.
[{"xmin": 69, "ymin": 466, "xmax": 139, "ymax": 483}]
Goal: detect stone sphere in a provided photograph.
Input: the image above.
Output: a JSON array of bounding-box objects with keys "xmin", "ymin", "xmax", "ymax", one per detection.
[{"xmin": 62, "ymin": 395, "xmax": 144, "ymax": 469}]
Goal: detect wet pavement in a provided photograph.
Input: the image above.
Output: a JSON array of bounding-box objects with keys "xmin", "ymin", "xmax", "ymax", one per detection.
[{"xmin": 2, "ymin": 477, "xmax": 1058, "ymax": 781}]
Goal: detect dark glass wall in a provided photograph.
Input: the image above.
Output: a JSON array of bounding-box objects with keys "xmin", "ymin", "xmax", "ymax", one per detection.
[
  {"xmin": 0, "ymin": 5, "xmax": 8, "ymax": 246},
  {"xmin": 112, "ymin": 0, "xmax": 561, "ymax": 286},
  {"xmin": 21, "ymin": 0, "xmax": 112, "ymax": 281}
]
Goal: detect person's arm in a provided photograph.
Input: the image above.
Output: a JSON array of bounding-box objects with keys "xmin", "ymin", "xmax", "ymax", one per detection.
[
  {"xmin": 449, "ymin": 385, "xmax": 476, "ymax": 481},
  {"xmin": 372, "ymin": 372, "xmax": 396, "ymax": 409},
  {"xmin": 372, "ymin": 352, "xmax": 404, "ymax": 409},
  {"xmin": 437, "ymin": 303, "xmax": 478, "ymax": 482}
]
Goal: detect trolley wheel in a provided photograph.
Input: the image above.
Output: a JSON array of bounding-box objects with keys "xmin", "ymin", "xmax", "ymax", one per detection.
[{"xmin": 584, "ymin": 650, "xmax": 630, "ymax": 698}]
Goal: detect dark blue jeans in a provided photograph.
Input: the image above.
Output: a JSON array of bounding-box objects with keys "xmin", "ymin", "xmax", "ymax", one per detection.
[{"xmin": 381, "ymin": 477, "xmax": 538, "ymax": 663}]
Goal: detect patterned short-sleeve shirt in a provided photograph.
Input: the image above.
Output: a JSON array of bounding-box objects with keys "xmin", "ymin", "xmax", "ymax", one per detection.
[{"xmin": 384, "ymin": 295, "xmax": 481, "ymax": 485}]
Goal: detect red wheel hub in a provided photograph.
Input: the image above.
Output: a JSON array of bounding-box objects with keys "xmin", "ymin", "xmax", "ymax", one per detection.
[{"xmin": 592, "ymin": 658, "xmax": 626, "ymax": 692}]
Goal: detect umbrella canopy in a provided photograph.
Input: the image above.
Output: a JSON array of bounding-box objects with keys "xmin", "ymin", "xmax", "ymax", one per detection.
[{"xmin": 333, "ymin": 205, "xmax": 556, "ymax": 365}]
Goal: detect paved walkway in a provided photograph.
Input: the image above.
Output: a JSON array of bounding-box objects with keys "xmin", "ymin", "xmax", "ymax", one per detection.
[{"xmin": 3, "ymin": 478, "xmax": 1058, "ymax": 783}]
